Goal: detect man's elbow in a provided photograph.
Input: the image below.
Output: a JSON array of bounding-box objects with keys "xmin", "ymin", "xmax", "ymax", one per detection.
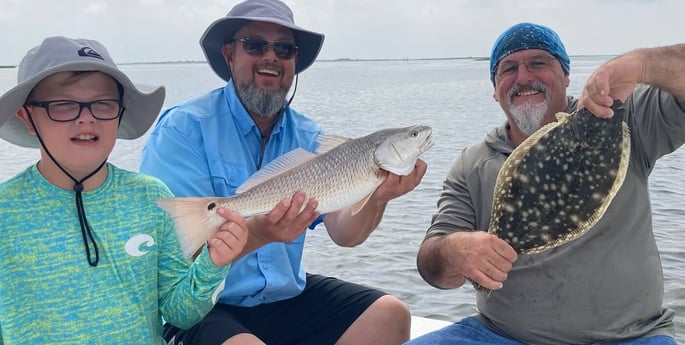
[
  {"xmin": 330, "ymin": 232, "xmax": 369, "ymax": 247},
  {"xmin": 416, "ymin": 236, "xmax": 466, "ymax": 290}
]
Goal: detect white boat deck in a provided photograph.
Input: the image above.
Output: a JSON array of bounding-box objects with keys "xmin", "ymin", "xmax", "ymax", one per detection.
[{"xmin": 410, "ymin": 316, "xmax": 451, "ymax": 339}]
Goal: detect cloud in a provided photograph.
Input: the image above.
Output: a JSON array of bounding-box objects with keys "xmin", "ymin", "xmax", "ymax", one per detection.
[
  {"xmin": 0, "ymin": 0, "xmax": 683, "ymax": 65},
  {"xmin": 83, "ymin": 1, "xmax": 108, "ymax": 13}
]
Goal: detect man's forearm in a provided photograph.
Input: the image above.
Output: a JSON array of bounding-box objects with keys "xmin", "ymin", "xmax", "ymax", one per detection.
[
  {"xmin": 638, "ymin": 44, "xmax": 685, "ymax": 100},
  {"xmin": 324, "ymin": 200, "xmax": 386, "ymax": 247}
]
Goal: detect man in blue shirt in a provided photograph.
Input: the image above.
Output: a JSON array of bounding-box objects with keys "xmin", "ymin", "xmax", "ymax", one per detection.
[{"xmin": 139, "ymin": 0, "xmax": 427, "ymax": 344}]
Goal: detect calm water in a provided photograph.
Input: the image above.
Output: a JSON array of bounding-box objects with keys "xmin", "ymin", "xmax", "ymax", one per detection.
[{"xmin": 2, "ymin": 57, "xmax": 685, "ymax": 341}]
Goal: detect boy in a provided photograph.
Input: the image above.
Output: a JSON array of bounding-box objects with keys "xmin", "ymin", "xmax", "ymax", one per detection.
[{"xmin": 0, "ymin": 36, "xmax": 247, "ymax": 344}]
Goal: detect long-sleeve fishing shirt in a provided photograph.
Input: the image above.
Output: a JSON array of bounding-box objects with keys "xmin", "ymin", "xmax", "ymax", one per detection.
[
  {"xmin": 140, "ymin": 82, "xmax": 324, "ymax": 307},
  {"xmin": 0, "ymin": 164, "xmax": 230, "ymax": 344},
  {"xmin": 427, "ymin": 85, "xmax": 685, "ymax": 343}
]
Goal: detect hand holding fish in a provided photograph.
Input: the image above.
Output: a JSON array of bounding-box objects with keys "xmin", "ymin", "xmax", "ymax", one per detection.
[
  {"xmin": 372, "ymin": 159, "xmax": 428, "ymax": 203},
  {"xmin": 246, "ymin": 191, "xmax": 320, "ymax": 245},
  {"xmin": 417, "ymin": 231, "xmax": 517, "ymax": 291},
  {"xmin": 582, "ymin": 45, "xmax": 685, "ymax": 119},
  {"xmin": 207, "ymin": 208, "xmax": 249, "ymax": 266},
  {"xmin": 579, "ymin": 53, "xmax": 643, "ymax": 118},
  {"xmin": 450, "ymin": 231, "xmax": 517, "ymax": 291}
]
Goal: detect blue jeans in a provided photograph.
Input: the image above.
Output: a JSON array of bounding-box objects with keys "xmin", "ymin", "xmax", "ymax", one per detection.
[{"xmin": 404, "ymin": 316, "xmax": 677, "ymax": 345}]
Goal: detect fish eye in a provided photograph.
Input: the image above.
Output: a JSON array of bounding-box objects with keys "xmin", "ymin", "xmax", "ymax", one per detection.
[{"xmin": 412, "ymin": 131, "xmax": 418, "ymax": 137}]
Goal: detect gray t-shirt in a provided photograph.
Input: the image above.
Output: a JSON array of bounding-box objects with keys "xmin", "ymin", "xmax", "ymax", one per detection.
[{"xmin": 427, "ymin": 86, "xmax": 685, "ymax": 344}]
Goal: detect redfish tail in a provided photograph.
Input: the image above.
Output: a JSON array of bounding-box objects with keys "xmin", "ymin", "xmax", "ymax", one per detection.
[{"xmin": 156, "ymin": 197, "xmax": 222, "ymax": 259}]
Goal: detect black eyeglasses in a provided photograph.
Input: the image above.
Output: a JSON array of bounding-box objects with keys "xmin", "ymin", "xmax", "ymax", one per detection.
[
  {"xmin": 234, "ymin": 37, "xmax": 298, "ymax": 60},
  {"xmin": 26, "ymin": 99, "xmax": 123, "ymax": 122},
  {"xmin": 495, "ymin": 56, "xmax": 556, "ymax": 79}
]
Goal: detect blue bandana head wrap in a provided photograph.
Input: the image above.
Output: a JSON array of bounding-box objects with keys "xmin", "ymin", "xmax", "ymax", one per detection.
[{"xmin": 489, "ymin": 22, "xmax": 570, "ymax": 85}]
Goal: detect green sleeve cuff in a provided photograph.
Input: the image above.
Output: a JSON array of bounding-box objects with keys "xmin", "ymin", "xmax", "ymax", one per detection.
[{"xmin": 193, "ymin": 245, "xmax": 232, "ymax": 278}]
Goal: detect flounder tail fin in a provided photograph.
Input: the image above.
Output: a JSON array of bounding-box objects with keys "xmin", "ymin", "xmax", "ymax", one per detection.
[{"xmin": 156, "ymin": 197, "xmax": 221, "ymax": 260}]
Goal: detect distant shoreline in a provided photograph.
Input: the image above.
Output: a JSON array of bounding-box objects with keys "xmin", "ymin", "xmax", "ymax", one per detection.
[
  {"xmin": 120, "ymin": 54, "xmax": 613, "ymax": 65},
  {"xmin": 0, "ymin": 54, "xmax": 616, "ymax": 68},
  {"xmin": 114, "ymin": 57, "xmax": 488, "ymax": 66}
]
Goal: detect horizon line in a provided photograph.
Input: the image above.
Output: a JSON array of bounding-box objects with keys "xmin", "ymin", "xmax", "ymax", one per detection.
[{"xmin": 0, "ymin": 54, "xmax": 617, "ymax": 69}]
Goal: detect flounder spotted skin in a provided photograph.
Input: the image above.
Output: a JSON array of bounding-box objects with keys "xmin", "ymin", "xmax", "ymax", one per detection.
[{"xmin": 489, "ymin": 100, "xmax": 631, "ymax": 254}]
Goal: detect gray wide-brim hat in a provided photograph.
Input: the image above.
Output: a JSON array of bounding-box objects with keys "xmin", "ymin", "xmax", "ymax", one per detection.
[
  {"xmin": 0, "ymin": 36, "xmax": 165, "ymax": 148},
  {"xmin": 201, "ymin": 0, "xmax": 325, "ymax": 82}
]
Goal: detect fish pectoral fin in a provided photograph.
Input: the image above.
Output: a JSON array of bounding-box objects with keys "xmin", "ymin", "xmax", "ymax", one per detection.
[
  {"xmin": 237, "ymin": 148, "xmax": 317, "ymax": 194},
  {"xmin": 316, "ymin": 134, "xmax": 351, "ymax": 154},
  {"xmin": 350, "ymin": 192, "xmax": 375, "ymax": 216},
  {"xmin": 156, "ymin": 197, "xmax": 221, "ymax": 259}
]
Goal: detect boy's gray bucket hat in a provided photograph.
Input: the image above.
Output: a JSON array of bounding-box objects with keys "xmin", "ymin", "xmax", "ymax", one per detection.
[
  {"xmin": 0, "ymin": 36, "xmax": 165, "ymax": 148},
  {"xmin": 200, "ymin": 0, "xmax": 325, "ymax": 82}
]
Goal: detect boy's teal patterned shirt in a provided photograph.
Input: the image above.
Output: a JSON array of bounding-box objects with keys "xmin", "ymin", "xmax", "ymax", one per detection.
[{"xmin": 0, "ymin": 164, "xmax": 230, "ymax": 344}]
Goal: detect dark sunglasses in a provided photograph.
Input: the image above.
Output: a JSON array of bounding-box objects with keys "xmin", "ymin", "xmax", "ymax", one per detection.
[{"xmin": 234, "ymin": 37, "xmax": 298, "ymax": 60}]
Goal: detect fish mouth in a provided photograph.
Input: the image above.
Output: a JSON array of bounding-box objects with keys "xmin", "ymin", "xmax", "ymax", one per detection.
[
  {"xmin": 421, "ymin": 133, "xmax": 434, "ymax": 152},
  {"xmin": 420, "ymin": 125, "xmax": 434, "ymax": 152}
]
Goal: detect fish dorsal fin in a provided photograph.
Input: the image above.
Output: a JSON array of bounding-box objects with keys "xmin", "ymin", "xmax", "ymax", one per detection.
[
  {"xmin": 316, "ymin": 134, "xmax": 351, "ymax": 154},
  {"xmin": 555, "ymin": 111, "xmax": 570, "ymax": 123},
  {"xmin": 236, "ymin": 148, "xmax": 317, "ymax": 194}
]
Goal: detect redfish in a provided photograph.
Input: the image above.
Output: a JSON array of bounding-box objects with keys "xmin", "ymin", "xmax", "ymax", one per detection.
[{"xmin": 158, "ymin": 125, "xmax": 433, "ymax": 258}]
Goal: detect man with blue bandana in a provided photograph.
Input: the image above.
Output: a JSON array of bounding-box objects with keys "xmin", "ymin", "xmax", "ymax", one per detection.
[{"xmin": 408, "ymin": 22, "xmax": 685, "ymax": 344}]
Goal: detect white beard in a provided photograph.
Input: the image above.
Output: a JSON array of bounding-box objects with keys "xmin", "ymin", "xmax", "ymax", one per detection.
[{"xmin": 509, "ymin": 99, "xmax": 548, "ymax": 136}]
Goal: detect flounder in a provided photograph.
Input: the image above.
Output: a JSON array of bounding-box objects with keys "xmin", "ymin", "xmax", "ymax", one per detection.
[{"xmin": 473, "ymin": 100, "xmax": 630, "ymax": 292}]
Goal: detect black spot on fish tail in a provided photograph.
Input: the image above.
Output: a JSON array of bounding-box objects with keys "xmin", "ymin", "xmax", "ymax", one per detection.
[{"xmin": 207, "ymin": 202, "xmax": 216, "ymax": 211}]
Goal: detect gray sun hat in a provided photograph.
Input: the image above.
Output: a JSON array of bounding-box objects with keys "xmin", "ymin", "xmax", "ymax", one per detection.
[
  {"xmin": 0, "ymin": 36, "xmax": 165, "ymax": 148},
  {"xmin": 200, "ymin": 0, "xmax": 325, "ymax": 82}
]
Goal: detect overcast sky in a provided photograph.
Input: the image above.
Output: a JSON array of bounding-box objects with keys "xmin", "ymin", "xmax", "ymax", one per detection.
[{"xmin": 1, "ymin": 0, "xmax": 683, "ymax": 66}]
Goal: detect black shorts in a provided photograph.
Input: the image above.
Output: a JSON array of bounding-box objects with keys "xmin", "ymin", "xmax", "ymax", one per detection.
[{"xmin": 163, "ymin": 274, "xmax": 386, "ymax": 345}]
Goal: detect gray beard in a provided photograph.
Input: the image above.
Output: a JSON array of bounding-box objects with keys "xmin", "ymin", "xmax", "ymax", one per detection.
[
  {"xmin": 509, "ymin": 99, "xmax": 548, "ymax": 136},
  {"xmin": 506, "ymin": 81, "xmax": 549, "ymax": 136},
  {"xmin": 235, "ymin": 82, "xmax": 288, "ymax": 119}
]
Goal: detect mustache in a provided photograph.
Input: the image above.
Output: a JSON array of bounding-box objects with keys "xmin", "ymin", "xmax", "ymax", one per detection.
[{"xmin": 507, "ymin": 81, "xmax": 548, "ymax": 101}]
